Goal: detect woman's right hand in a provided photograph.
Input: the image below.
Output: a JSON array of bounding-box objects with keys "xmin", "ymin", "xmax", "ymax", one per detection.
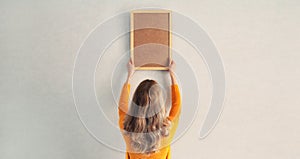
[
  {"xmin": 168, "ymin": 60, "xmax": 178, "ymax": 85},
  {"xmin": 168, "ymin": 60, "xmax": 176, "ymax": 74}
]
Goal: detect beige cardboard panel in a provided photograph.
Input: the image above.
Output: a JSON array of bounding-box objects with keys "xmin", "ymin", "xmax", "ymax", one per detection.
[
  {"xmin": 134, "ymin": 13, "xmax": 169, "ymax": 30},
  {"xmin": 133, "ymin": 44, "xmax": 169, "ymax": 67},
  {"xmin": 134, "ymin": 29, "xmax": 169, "ymax": 46}
]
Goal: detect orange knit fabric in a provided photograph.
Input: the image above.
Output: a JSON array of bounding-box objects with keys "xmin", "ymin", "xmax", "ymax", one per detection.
[{"xmin": 118, "ymin": 84, "xmax": 181, "ymax": 159}]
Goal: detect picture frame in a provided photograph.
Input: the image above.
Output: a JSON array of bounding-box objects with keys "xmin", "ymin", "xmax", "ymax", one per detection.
[{"xmin": 130, "ymin": 10, "xmax": 172, "ymax": 70}]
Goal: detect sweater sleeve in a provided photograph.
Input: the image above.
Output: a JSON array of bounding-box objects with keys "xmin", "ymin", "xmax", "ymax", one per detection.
[
  {"xmin": 118, "ymin": 83, "xmax": 130, "ymax": 130},
  {"xmin": 167, "ymin": 84, "xmax": 181, "ymax": 121}
]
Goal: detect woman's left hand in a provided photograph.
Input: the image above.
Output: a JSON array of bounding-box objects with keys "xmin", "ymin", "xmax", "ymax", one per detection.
[{"xmin": 127, "ymin": 59, "xmax": 135, "ymax": 78}]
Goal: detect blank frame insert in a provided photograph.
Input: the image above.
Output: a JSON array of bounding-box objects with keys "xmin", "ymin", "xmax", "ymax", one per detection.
[{"xmin": 131, "ymin": 10, "xmax": 172, "ymax": 70}]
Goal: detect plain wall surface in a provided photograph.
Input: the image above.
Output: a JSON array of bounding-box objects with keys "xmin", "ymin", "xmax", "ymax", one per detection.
[{"xmin": 1, "ymin": 0, "xmax": 300, "ymax": 159}]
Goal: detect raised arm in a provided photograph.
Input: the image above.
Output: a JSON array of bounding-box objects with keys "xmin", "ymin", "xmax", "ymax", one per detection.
[
  {"xmin": 118, "ymin": 60, "xmax": 135, "ymax": 129},
  {"xmin": 167, "ymin": 60, "xmax": 181, "ymax": 121}
]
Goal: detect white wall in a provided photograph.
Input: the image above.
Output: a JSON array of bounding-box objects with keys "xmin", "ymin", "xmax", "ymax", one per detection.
[{"xmin": 0, "ymin": 0, "xmax": 299, "ymax": 158}]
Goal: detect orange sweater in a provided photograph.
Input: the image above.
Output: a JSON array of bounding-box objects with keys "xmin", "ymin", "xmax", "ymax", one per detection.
[{"xmin": 118, "ymin": 84, "xmax": 181, "ymax": 159}]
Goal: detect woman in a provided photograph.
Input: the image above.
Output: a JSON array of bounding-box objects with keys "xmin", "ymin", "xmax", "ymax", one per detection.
[{"xmin": 118, "ymin": 60, "xmax": 181, "ymax": 159}]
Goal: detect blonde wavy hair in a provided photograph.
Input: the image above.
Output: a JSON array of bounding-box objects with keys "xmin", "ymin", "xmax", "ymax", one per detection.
[{"xmin": 123, "ymin": 79, "xmax": 171, "ymax": 154}]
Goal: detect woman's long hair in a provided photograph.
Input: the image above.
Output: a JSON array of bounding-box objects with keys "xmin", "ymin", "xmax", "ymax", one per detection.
[{"xmin": 123, "ymin": 79, "xmax": 171, "ymax": 154}]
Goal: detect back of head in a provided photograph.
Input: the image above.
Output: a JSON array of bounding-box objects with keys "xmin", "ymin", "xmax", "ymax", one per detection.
[{"xmin": 123, "ymin": 79, "xmax": 171, "ymax": 153}]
